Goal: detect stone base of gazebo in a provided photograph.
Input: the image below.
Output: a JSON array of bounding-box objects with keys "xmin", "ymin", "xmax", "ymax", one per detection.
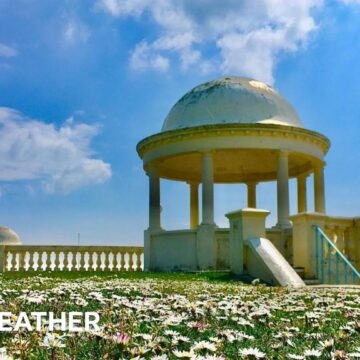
[{"xmin": 143, "ymin": 208, "xmax": 303, "ymax": 287}]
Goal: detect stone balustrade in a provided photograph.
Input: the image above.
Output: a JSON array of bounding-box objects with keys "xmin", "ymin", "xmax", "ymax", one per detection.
[
  {"xmin": 323, "ymin": 217, "xmax": 358, "ymax": 260},
  {"xmin": 290, "ymin": 213, "xmax": 360, "ymax": 277},
  {"xmin": 0, "ymin": 245, "xmax": 144, "ymax": 272}
]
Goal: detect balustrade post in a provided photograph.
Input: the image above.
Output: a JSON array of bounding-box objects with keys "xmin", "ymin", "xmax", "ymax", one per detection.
[
  {"xmin": 55, "ymin": 251, "xmax": 61, "ymax": 271},
  {"xmin": 114, "ymin": 252, "xmax": 118, "ymax": 271},
  {"xmin": 135, "ymin": 250, "xmax": 142, "ymax": 271},
  {"xmin": 70, "ymin": 252, "xmax": 75, "ymax": 271},
  {"xmin": 335, "ymin": 227, "xmax": 345, "ymax": 254},
  {"xmin": 30, "ymin": 251, "xmax": 36, "ymax": 271},
  {"xmin": 75, "ymin": 250, "xmax": 81, "ymax": 271},
  {"xmin": 37, "ymin": 252, "xmax": 43, "ymax": 271},
  {"xmin": 63, "ymin": 251, "xmax": 69, "ymax": 271},
  {"xmin": 104, "ymin": 251, "xmax": 110, "ymax": 271},
  {"xmin": 88, "ymin": 251, "xmax": 94, "ymax": 271},
  {"xmin": 18, "ymin": 250, "xmax": 26, "ymax": 271},
  {"xmin": 120, "ymin": 251, "xmax": 126, "ymax": 271},
  {"xmin": 10, "ymin": 252, "xmax": 16, "ymax": 271},
  {"xmin": 128, "ymin": 251, "xmax": 134, "ymax": 271},
  {"xmin": 96, "ymin": 252, "xmax": 101, "ymax": 271},
  {"xmin": 45, "ymin": 251, "xmax": 51, "ymax": 271},
  {"xmin": 80, "ymin": 251, "xmax": 86, "ymax": 271}
]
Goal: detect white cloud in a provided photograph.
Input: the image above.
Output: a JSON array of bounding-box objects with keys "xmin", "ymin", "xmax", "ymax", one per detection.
[
  {"xmin": 98, "ymin": 0, "xmax": 323, "ymax": 83},
  {"xmin": 63, "ymin": 19, "xmax": 90, "ymax": 44},
  {"xmin": 0, "ymin": 43, "xmax": 17, "ymax": 58},
  {"xmin": 130, "ymin": 41, "xmax": 170, "ymax": 72},
  {"xmin": 338, "ymin": 0, "xmax": 360, "ymax": 4},
  {"xmin": 0, "ymin": 108, "xmax": 111, "ymax": 194}
]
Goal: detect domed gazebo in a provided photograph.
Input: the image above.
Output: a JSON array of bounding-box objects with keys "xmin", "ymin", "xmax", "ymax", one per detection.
[
  {"xmin": 0, "ymin": 226, "xmax": 21, "ymax": 245},
  {"xmin": 137, "ymin": 77, "xmax": 330, "ymax": 272}
]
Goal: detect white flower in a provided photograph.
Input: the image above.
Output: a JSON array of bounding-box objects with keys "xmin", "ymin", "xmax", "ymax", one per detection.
[
  {"xmin": 349, "ymin": 352, "xmax": 360, "ymax": 358},
  {"xmin": 304, "ymin": 349, "xmax": 322, "ymax": 358},
  {"xmin": 173, "ymin": 350, "xmax": 195, "ymax": 358},
  {"xmin": 0, "ymin": 348, "xmax": 13, "ymax": 360},
  {"xmin": 191, "ymin": 341, "xmax": 217, "ymax": 353},
  {"xmin": 240, "ymin": 347, "xmax": 266, "ymax": 359},
  {"xmin": 75, "ymin": 297, "xmax": 88, "ymax": 306},
  {"xmin": 40, "ymin": 333, "xmax": 66, "ymax": 349}
]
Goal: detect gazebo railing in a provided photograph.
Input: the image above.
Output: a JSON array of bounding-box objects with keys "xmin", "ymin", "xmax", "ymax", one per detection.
[
  {"xmin": 0, "ymin": 245, "xmax": 144, "ymax": 273},
  {"xmin": 314, "ymin": 226, "xmax": 360, "ymax": 284}
]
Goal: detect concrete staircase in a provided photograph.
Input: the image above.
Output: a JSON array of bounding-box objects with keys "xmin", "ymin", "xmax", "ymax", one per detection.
[{"xmin": 293, "ymin": 267, "xmax": 321, "ymax": 286}]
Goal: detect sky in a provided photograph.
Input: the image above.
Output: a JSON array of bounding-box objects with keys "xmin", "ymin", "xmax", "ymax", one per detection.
[{"xmin": 1, "ymin": 0, "xmax": 360, "ymax": 246}]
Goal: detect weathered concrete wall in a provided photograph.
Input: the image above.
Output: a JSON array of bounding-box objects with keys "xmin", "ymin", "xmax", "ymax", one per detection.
[
  {"xmin": 215, "ymin": 229, "xmax": 230, "ymax": 269},
  {"xmin": 150, "ymin": 230, "xmax": 197, "ymax": 271}
]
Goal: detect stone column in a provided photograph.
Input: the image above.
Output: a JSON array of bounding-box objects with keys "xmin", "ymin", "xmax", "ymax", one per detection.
[
  {"xmin": 314, "ymin": 165, "xmax": 326, "ymax": 213},
  {"xmin": 148, "ymin": 167, "xmax": 161, "ymax": 230},
  {"xmin": 297, "ymin": 174, "xmax": 308, "ymax": 213},
  {"xmin": 246, "ymin": 182, "xmax": 257, "ymax": 208},
  {"xmin": 189, "ymin": 182, "xmax": 199, "ymax": 229},
  {"xmin": 202, "ymin": 152, "xmax": 214, "ymax": 225},
  {"xmin": 197, "ymin": 151, "xmax": 216, "ymax": 270},
  {"xmin": 276, "ymin": 151, "xmax": 290, "ymax": 228}
]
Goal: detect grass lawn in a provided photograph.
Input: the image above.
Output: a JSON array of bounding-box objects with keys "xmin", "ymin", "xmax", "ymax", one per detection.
[{"xmin": 0, "ymin": 271, "xmax": 359, "ymax": 359}]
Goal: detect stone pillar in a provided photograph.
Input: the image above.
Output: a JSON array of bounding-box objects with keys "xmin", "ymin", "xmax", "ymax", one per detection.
[
  {"xmin": 148, "ymin": 167, "xmax": 161, "ymax": 230},
  {"xmin": 246, "ymin": 182, "xmax": 257, "ymax": 208},
  {"xmin": 201, "ymin": 152, "xmax": 214, "ymax": 225},
  {"xmin": 276, "ymin": 151, "xmax": 290, "ymax": 228},
  {"xmin": 297, "ymin": 174, "xmax": 308, "ymax": 213},
  {"xmin": 290, "ymin": 213, "xmax": 326, "ymax": 277},
  {"xmin": 314, "ymin": 165, "xmax": 326, "ymax": 213},
  {"xmin": 226, "ymin": 209, "xmax": 269, "ymax": 275},
  {"xmin": 197, "ymin": 151, "xmax": 216, "ymax": 270},
  {"xmin": 189, "ymin": 182, "xmax": 199, "ymax": 229}
]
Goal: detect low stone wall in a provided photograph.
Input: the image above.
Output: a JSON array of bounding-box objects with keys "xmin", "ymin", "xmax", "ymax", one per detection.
[
  {"xmin": 0, "ymin": 245, "xmax": 143, "ymax": 272},
  {"xmin": 149, "ymin": 230, "xmax": 197, "ymax": 271}
]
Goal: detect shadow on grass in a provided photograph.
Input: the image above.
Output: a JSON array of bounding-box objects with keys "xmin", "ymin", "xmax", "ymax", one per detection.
[{"xmin": 1, "ymin": 270, "xmax": 256, "ymax": 284}]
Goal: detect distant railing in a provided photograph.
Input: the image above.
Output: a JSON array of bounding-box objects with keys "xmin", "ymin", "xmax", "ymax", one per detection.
[
  {"xmin": 0, "ymin": 245, "xmax": 144, "ymax": 272},
  {"xmin": 314, "ymin": 226, "xmax": 360, "ymax": 284}
]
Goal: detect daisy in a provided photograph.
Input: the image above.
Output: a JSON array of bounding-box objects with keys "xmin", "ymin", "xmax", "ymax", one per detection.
[
  {"xmin": 304, "ymin": 349, "xmax": 322, "ymax": 358},
  {"xmin": 239, "ymin": 347, "xmax": 266, "ymax": 359},
  {"xmin": 191, "ymin": 341, "xmax": 217, "ymax": 353},
  {"xmin": 39, "ymin": 333, "xmax": 66, "ymax": 349}
]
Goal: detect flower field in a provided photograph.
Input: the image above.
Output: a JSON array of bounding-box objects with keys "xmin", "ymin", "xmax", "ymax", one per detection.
[{"xmin": 0, "ymin": 272, "xmax": 360, "ymax": 359}]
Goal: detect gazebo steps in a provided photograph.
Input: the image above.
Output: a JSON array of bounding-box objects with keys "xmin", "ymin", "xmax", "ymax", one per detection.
[
  {"xmin": 293, "ymin": 267, "xmax": 305, "ymax": 278},
  {"xmin": 304, "ymin": 278, "xmax": 321, "ymax": 286},
  {"xmin": 293, "ymin": 266, "xmax": 321, "ymax": 285}
]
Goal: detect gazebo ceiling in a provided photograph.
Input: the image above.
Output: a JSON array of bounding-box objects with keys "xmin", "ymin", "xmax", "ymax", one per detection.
[
  {"xmin": 137, "ymin": 123, "xmax": 330, "ymax": 184},
  {"xmin": 150, "ymin": 149, "xmax": 316, "ymax": 183}
]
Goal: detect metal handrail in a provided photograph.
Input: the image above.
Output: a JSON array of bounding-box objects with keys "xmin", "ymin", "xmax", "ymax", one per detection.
[{"xmin": 314, "ymin": 225, "xmax": 360, "ymax": 284}]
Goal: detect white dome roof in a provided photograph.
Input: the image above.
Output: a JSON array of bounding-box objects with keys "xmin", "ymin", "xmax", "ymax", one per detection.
[
  {"xmin": 162, "ymin": 77, "xmax": 302, "ymax": 132},
  {"xmin": 0, "ymin": 226, "xmax": 21, "ymax": 245}
]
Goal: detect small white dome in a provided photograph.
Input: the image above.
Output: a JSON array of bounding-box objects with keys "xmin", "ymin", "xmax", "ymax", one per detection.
[
  {"xmin": 0, "ymin": 226, "xmax": 21, "ymax": 245},
  {"xmin": 162, "ymin": 77, "xmax": 302, "ymax": 132}
]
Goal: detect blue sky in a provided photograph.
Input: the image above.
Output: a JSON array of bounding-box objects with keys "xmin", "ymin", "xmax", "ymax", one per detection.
[{"xmin": 1, "ymin": 0, "xmax": 360, "ymax": 246}]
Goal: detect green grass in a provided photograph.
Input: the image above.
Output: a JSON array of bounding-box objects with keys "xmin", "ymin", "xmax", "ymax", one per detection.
[
  {"xmin": 0, "ymin": 270, "xmax": 252, "ymax": 283},
  {"xmin": 0, "ymin": 272, "xmax": 359, "ymax": 359}
]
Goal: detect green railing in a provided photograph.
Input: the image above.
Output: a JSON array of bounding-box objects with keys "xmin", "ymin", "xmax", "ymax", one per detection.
[{"xmin": 314, "ymin": 225, "xmax": 360, "ymax": 284}]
